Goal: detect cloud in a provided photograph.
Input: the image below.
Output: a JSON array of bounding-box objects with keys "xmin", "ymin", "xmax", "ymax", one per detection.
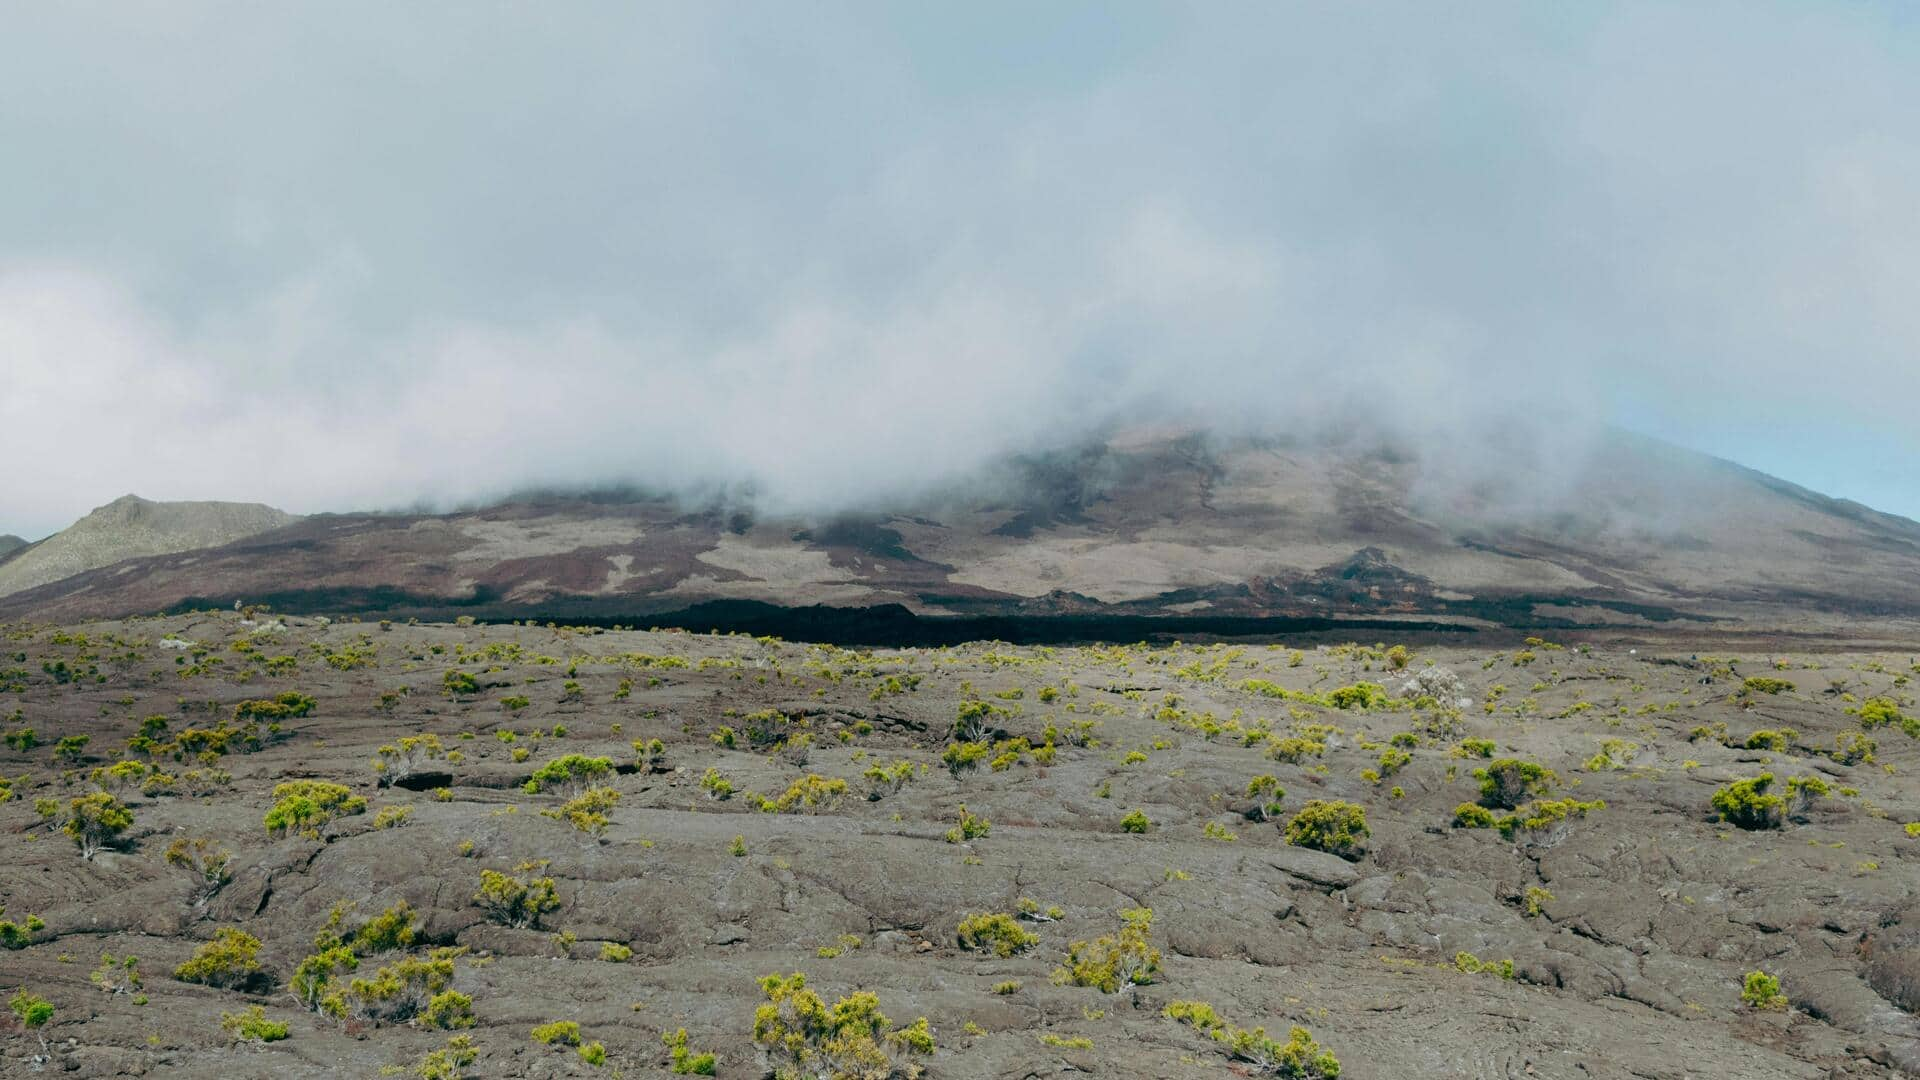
[{"xmin": 1, "ymin": 2, "xmax": 1917, "ymax": 538}]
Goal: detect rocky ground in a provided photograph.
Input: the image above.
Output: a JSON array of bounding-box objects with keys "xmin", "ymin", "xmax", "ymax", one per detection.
[{"xmin": 2, "ymin": 612, "xmax": 1919, "ymax": 1078}]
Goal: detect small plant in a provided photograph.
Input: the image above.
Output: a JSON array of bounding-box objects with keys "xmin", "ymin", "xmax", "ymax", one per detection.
[
  {"xmin": 415, "ymin": 1034, "xmax": 477, "ymax": 1080},
  {"xmin": 9, "ymin": 989, "xmax": 53, "ymax": 1028},
  {"xmin": 1040, "ymin": 1033, "xmax": 1094, "ymax": 1049},
  {"xmin": 174, "ymin": 927, "xmax": 263, "ymax": 989},
  {"xmin": 424, "ymin": 990, "xmax": 476, "ymax": 1030},
  {"xmin": 475, "ymin": 861, "xmax": 561, "ymax": 928},
  {"xmin": 1742, "ymin": 677, "xmax": 1794, "ymax": 696},
  {"xmin": 1473, "ymin": 759, "xmax": 1556, "ymax": 809},
  {"xmin": 1054, "ymin": 908, "xmax": 1159, "ymax": 993},
  {"xmin": 522, "ymin": 754, "xmax": 613, "ymax": 797},
  {"xmin": 729, "ymin": 834, "xmax": 747, "ymax": 857},
  {"xmin": 64, "ymin": 791, "xmax": 133, "ymax": 859},
  {"xmin": 1454, "ymin": 951, "xmax": 1516, "ymax": 978},
  {"xmin": 945, "ymin": 804, "xmax": 991, "ymax": 844},
  {"xmin": 600, "ymin": 942, "xmax": 633, "ymax": 962},
  {"xmin": 374, "ymin": 806, "xmax": 413, "ymax": 829},
  {"xmin": 1284, "ymin": 800, "xmax": 1369, "ymax": 860},
  {"xmin": 1453, "ymin": 738, "xmax": 1496, "ymax": 759},
  {"xmin": 0, "ymin": 913, "xmax": 46, "ymax": 950},
  {"xmin": 1711, "ymin": 774, "xmax": 1784, "ymax": 830},
  {"xmin": 1245, "ymin": 775, "xmax": 1285, "ymax": 821},
  {"xmin": 633, "ymin": 738, "xmax": 667, "ymax": 772},
  {"xmin": 957, "ymin": 912, "xmax": 1040, "ymax": 957},
  {"xmin": 753, "ymin": 972, "xmax": 933, "ymax": 1080},
  {"xmin": 221, "ymin": 1005, "xmax": 289, "ymax": 1043},
  {"xmin": 53, "ymin": 734, "xmax": 89, "ymax": 763},
  {"xmin": 1741, "ymin": 970, "xmax": 1787, "ymax": 1010},
  {"xmin": 1524, "ymin": 885, "xmax": 1555, "ymax": 917},
  {"xmin": 90, "ymin": 952, "xmax": 142, "ymax": 994},
  {"xmin": 663, "ymin": 1027, "xmax": 718, "ymax": 1075},
  {"xmin": 546, "ymin": 786, "xmax": 621, "ymax": 835},
  {"xmin": 371, "ymin": 734, "xmax": 444, "ymax": 787},
  {"xmin": 264, "ymin": 780, "xmax": 366, "ymax": 837},
  {"xmin": 699, "ymin": 768, "xmax": 733, "ymax": 801},
  {"xmin": 532, "ymin": 1019, "xmax": 583, "ymax": 1045},
  {"xmin": 1018, "ymin": 897, "xmax": 1065, "ymax": 921},
  {"xmin": 1120, "ymin": 809, "xmax": 1152, "ymax": 834},
  {"xmin": 992, "ymin": 980, "xmax": 1021, "ymax": 995}
]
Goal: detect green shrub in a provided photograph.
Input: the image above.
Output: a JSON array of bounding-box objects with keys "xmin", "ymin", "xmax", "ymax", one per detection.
[
  {"xmin": 443, "ymin": 670, "xmax": 480, "ymax": 696},
  {"xmin": 765, "ymin": 774, "xmax": 848, "ymax": 814},
  {"xmin": 1451, "ymin": 803, "xmax": 1497, "ymax": 829},
  {"xmin": 1857, "ymin": 697, "xmax": 1919, "ymax": 737},
  {"xmin": 956, "ymin": 912, "xmax": 1039, "ymax": 957},
  {"xmin": 943, "ymin": 740, "xmax": 990, "ymax": 776},
  {"xmin": 0, "ymin": 913, "xmax": 46, "ymax": 949},
  {"xmin": 531, "ymin": 1019, "xmax": 582, "ymax": 1045},
  {"xmin": 1244, "ymin": 775, "xmax": 1285, "ymax": 821},
  {"xmin": 545, "ymin": 786, "xmax": 620, "ymax": 834},
  {"xmin": 424, "ymin": 990, "xmax": 475, "ymax": 1030},
  {"xmin": 345, "ymin": 949, "xmax": 462, "ymax": 1023},
  {"xmin": 9, "ymin": 989, "xmax": 53, "ymax": 1028},
  {"xmin": 663, "ymin": 1028, "xmax": 717, "ymax": 1074},
  {"xmin": 1327, "ymin": 682, "xmax": 1391, "ymax": 710},
  {"xmin": 371, "ymin": 734, "xmax": 444, "ymax": 787},
  {"xmin": 65, "ymin": 792, "xmax": 133, "ymax": 859},
  {"xmin": 1120, "ymin": 809, "xmax": 1152, "ymax": 834},
  {"xmin": 1053, "ymin": 908, "xmax": 1159, "ymax": 993},
  {"xmin": 1269, "ymin": 736, "xmax": 1326, "ymax": 763},
  {"xmin": 578, "ymin": 1040, "xmax": 606, "ymax": 1066},
  {"xmin": 233, "ymin": 691, "xmax": 317, "ymax": 722},
  {"xmin": 220, "ymin": 1005, "xmax": 288, "ymax": 1043},
  {"xmin": 175, "ymin": 928, "xmax": 262, "ymax": 988},
  {"xmin": 600, "ymin": 942, "xmax": 633, "ymax": 962},
  {"xmin": 53, "ymin": 735, "xmax": 89, "ymax": 763},
  {"xmin": 1454, "ymin": 738, "xmax": 1496, "ymax": 759},
  {"xmin": 1742, "ymin": 677, "xmax": 1794, "ymax": 696},
  {"xmin": 944, "ymin": 805, "xmax": 991, "ymax": 844},
  {"xmin": 1225, "ymin": 1025, "xmax": 1340, "ymax": 1077},
  {"xmin": 1284, "ymin": 800, "xmax": 1369, "ymax": 860},
  {"xmin": 1742, "ymin": 729, "xmax": 1794, "ymax": 752},
  {"xmin": 1166, "ymin": 999, "xmax": 1339, "ymax": 1076},
  {"xmin": 1473, "ymin": 759, "xmax": 1556, "ymax": 809},
  {"xmin": 3, "ymin": 727, "xmax": 36, "ymax": 752},
  {"xmin": 523, "ymin": 754, "xmax": 614, "ymax": 796},
  {"xmin": 1741, "ymin": 970, "xmax": 1786, "ymax": 1010},
  {"xmin": 414, "ymin": 1034, "xmax": 477, "ymax": 1080},
  {"xmin": 1494, "ymin": 797, "xmax": 1605, "ymax": 840},
  {"xmin": 264, "ymin": 780, "xmax": 366, "ymax": 837},
  {"xmin": 1454, "ymin": 951, "xmax": 1515, "ymax": 978},
  {"xmin": 699, "ymin": 768, "xmax": 733, "ymax": 800},
  {"xmin": 1712, "ymin": 774, "xmax": 1784, "ymax": 830},
  {"xmin": 475, "ymin": 862, "xmax": 561, "ymax": 929},
  {"xmin": 752, "ymin": 972, "xmax": 933, "ymax": 1079}
]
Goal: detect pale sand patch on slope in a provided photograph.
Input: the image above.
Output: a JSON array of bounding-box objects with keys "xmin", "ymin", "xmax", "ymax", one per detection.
[
  {"xmin": 433, "ymin": 517, "xmax": 646, "ymax": 563},
  {"xmin": 948, "ymin": 539, "xmax": 1348, "ymax": 603}
]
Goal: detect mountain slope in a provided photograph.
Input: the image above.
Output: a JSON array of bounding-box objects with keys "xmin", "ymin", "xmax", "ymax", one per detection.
[
  {"xmin": 0, "ymin": 495, "xmax": 299, "ymax": 600},
  {"xmin": 0, "ymin": 535, "xmax": 24, "ymax": 559},
  {"xmin": 3, "ymin": 431, "xmax": 1918, "ymax": 631}
]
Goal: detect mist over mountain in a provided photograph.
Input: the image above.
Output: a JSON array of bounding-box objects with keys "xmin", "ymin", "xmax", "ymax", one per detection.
[
  {"xmin": 5, "ymin": 2, "xmax": 1920, "ymax": 539},
  {"xmin": 5, "ymin": 428, "xmax": 1917, "ymax": 639}
]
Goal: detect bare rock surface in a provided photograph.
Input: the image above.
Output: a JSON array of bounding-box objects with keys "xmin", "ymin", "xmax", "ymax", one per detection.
[{"xmin": 1, "ymin": 613, "xmax": 1917, "ymax": 1077}]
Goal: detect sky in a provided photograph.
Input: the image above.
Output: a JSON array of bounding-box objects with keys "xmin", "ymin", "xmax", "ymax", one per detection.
[{"xmin": 2, "ymin": 2, "xmax": 1918, "ymax": 540}]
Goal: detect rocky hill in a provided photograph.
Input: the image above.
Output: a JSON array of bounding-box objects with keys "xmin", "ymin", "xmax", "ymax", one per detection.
[
  {"xmin": 0, "ymin": 495, "xmax": 298, "ymax": 601},
  {"xmin": 3, "ymin": 432, "xmax": 1918, "ymax": 636}
]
